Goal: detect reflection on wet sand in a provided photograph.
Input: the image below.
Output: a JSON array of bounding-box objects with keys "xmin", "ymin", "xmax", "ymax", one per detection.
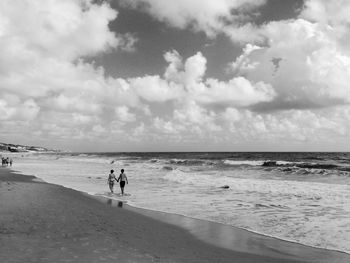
[
  {"xmin": 106, "ymin": 198, "xmax": 124, "ymax": 208},
  {"xmin": 121, "ymin": 204, "xmax": 350, "ymax": 263}
]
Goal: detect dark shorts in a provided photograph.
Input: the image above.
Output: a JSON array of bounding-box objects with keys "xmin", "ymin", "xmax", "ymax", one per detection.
[
  {"xmin": 109, "ymin": 181, "xmax": 114, "ymax": 186},
  {"xmin": 120, "ymin": 181, "xmax": 126, "ymax": 188}
]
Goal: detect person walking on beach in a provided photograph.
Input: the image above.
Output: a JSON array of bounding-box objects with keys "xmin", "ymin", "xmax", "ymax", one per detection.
[
  {"xmin": 107, "ymin": 169, "xmax": 117, "ymax": 193},
  {"xmin": 117, "ymin": 169, "xmax": 128, "ymax": 195}
]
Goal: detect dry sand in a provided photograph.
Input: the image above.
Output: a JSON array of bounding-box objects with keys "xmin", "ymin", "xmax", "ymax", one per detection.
[{"xmin": 1, "ymin": 168, "xmax": 349, "ymax": 263}]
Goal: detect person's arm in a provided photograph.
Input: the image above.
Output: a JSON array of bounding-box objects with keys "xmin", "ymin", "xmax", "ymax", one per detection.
[
  {"xmin": 117, "ymin": 174, "xmax": 121, "ymax": 182},
  {"xmin": 126, "ymin": 175, "xmax": 128, "ymax": 184}
]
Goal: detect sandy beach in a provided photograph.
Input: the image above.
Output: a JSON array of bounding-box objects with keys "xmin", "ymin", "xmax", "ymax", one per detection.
[{"xmin": 1, "ymin": 167, "xmax": 349, "ymax": 263}]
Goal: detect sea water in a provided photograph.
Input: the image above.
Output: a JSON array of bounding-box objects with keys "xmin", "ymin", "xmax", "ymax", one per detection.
[{"xmin": 11, "ymin": 152, "xmax": 350, "ymax": 254}]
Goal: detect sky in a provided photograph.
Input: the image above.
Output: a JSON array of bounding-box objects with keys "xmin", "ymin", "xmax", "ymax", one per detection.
[{"xmin": 1, "ymin": 0, "xmax": 350, "ymax": 152}]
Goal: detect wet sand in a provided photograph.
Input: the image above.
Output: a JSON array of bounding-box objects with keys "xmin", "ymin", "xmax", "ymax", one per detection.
[{"xmin": 1, "ymin": 168, "xmax": 349, "ymax": 263}]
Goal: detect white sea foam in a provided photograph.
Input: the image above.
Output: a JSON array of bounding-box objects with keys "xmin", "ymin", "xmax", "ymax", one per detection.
[
  {"xmin": 223, "ymin": 160, "xmax": 298, "ymax": 166},
  {"xmin": 163, "ymin": 169, "xmax": 349, "ymax": 201},
  {"xmin": 61, "ymin": 156, "xmax": 114, "ymax": 165},
  {"xmin": 223, "ymin": 160, "xmax": 264, "ymax": 166}
]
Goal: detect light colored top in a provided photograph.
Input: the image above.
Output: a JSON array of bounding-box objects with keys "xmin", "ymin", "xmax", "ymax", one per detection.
[{"xmin": 108, "ymin": 173, "xmax": 117, "ymax": 183}]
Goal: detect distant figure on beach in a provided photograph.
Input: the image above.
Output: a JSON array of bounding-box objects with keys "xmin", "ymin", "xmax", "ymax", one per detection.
[
  {"xmin": 107, "ymin": 169, "xmax": 117, "ymax": 193},
  {"xmin": 117, "ymin": 169, "xmax": 128, "ymax": 195},
  {"xmin": 2, "ymin": 157, "xmax": 9, "ymax": 166},
  {"xmin": 9, "ymin": 158, "xmax": 13, "ymax": 166}
]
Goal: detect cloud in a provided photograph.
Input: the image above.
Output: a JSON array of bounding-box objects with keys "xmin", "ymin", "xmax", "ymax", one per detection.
[
  {"xmin": 153, "ymin": 117, "xmax": 182, "ymax": 134},
  {"xmin": 120, "ymin": 0, "xmax": 266, "ymax": 41},
  {"xmin": 92, "ymin": 124, "xmax": 107, "ymax": 134},
  {"xmin": 116, "ymin": 32, "xmax": 139, "ymax": 52},
  {"xmin": 129, "ymin": 75, "xmax": 185, "ymax": 102},
  {"xmin": 0, "ymin": 0, "xmax": 141, "ymax": 140},
  {"xmin": 113, "ymin": 0, "xmax": 350, "ymax": 149},
  {"xmin": 47, "ymin": 93, "xmax": 102, "ymax": 114},
  {"xmin": 0, "ymin": 0, "xmax": 120, "ymax": 61},
  {"xmin": 0, "ymin": 98, "xmax": 40, "ymax": 121},
  {"xmin": 2, "ymin": 0, "xmax": 350, "ymax": 151},
  {"xmin": 228, "ymin": 18, "xmax": 350, "ymax": 111},
  {"xmin": 115, "ymin": 106, "xmax": 136, "ymax": 123},
  {"xmin": 220, "ymin": 106, "xmax": 349, "ymax": 142},
  {"xmin": 301, "ymin": 0, "xmax": 350, "ymax": 26},
  {"xmin": 132, "ymin": 50, "xmax": 275, "ymax": 106},
  {"xmin": 118, "ymin": 0, "xmax": 350, "ymax": 112},
  {"xmin": 150, "ymin": 101, "xmax": 222, "ymax": 141},
  {"xmin": 203, "ymin": 77, "xmax": 274, "ymax": 106},
  {"xmin": 228, "ymin": 44, "xmax": 262, "ymax": 74}
]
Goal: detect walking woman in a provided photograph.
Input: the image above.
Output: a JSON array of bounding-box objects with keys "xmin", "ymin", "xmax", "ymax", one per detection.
[{"xmin": 107, "ymin": 169, "xmax": 117, "ymax": 193}]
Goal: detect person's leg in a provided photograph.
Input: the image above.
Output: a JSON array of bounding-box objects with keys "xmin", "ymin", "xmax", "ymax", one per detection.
[
  {"xmin": 120, "ymin": 181, "xmax": 125, "ymax": 195},
  {"xmin": 109, "ymin": 183, "xmax": 114, "ymax": 193}
]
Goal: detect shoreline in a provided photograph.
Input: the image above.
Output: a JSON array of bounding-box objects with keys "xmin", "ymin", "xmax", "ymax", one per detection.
[
  {"xmin": 13, "ymin": 164, "xmax": 350, "ymax": 256},
  {"xmin": 120, "ymin": 202, "xmax": 350, "ymax": 257},
  {"xmin": 107, "ymin": 199, "xmax": 350, "ymax": 262},
  {"xmin": 1, "ymin": 168, "xmax": 350, "ymax": 263}
]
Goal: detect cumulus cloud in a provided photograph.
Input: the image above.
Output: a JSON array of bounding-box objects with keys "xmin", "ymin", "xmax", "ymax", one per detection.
[
  {"xmin": 220, "ymin": 106, "xmax": 349, "ymax": 142},
  {"xmin": 0, "ymin": 98, "xmax": 40, "ymax": 121},
  {"xmin": 115, "ymin": 0, "xmax": 350, "ymax": 149},
  {"xmin": 229, "ymin": 18, "xmax": 350, "ymax": 110},
  {"xmin": 203, "ymin": 77, "xmax": 274, "ymax": 106},
  {"xmin": 120, "ymin": 0, "xmax": 266, "ymax": 41},
  {"xmin": 150, "ymin": 101, "xmax": 221, "ymax": 142},
  {"xmin": 115, "ymin": 106, "xmax": 136, "ymax": 123},
  {"xmin": 228, "ymin": 44, "xmax": 262, "ymax": 74},
  {"xmin": 0, "ymin": 0, "xmax": 120, "ymax": 61},
  {"xmin": 301, "ymin": 0, "xmax": 350, "ymax": 26},
  {"xmin": 0, "ymin": 0, "xmax": 141, "ymax": 142},
  {"xmin": 117, "ymin": 0, "xmax": 350, "ymax": 108},
  {"xmin": 129, "ymin": 75, "xmax": 185, "ymax": 102},
  {"xmin": 92, "ymin": 124, "xmax": 107, "ymax": 134},
  {"xmin": 2, "ymin": 0, "xmax": 350, "ymax": 150},
  {"xmin": 153, "ymin": 117, "xmax": 182, "ymax": 134},
  {"xmin": 133, "ymin": 50, "xmax": 275, "ymax": 106}
]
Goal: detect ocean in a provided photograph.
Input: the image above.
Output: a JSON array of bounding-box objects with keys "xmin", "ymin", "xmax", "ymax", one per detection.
[{"xmin": 10, "ymin": 152, "xmax": 350, "ymax": 254}]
